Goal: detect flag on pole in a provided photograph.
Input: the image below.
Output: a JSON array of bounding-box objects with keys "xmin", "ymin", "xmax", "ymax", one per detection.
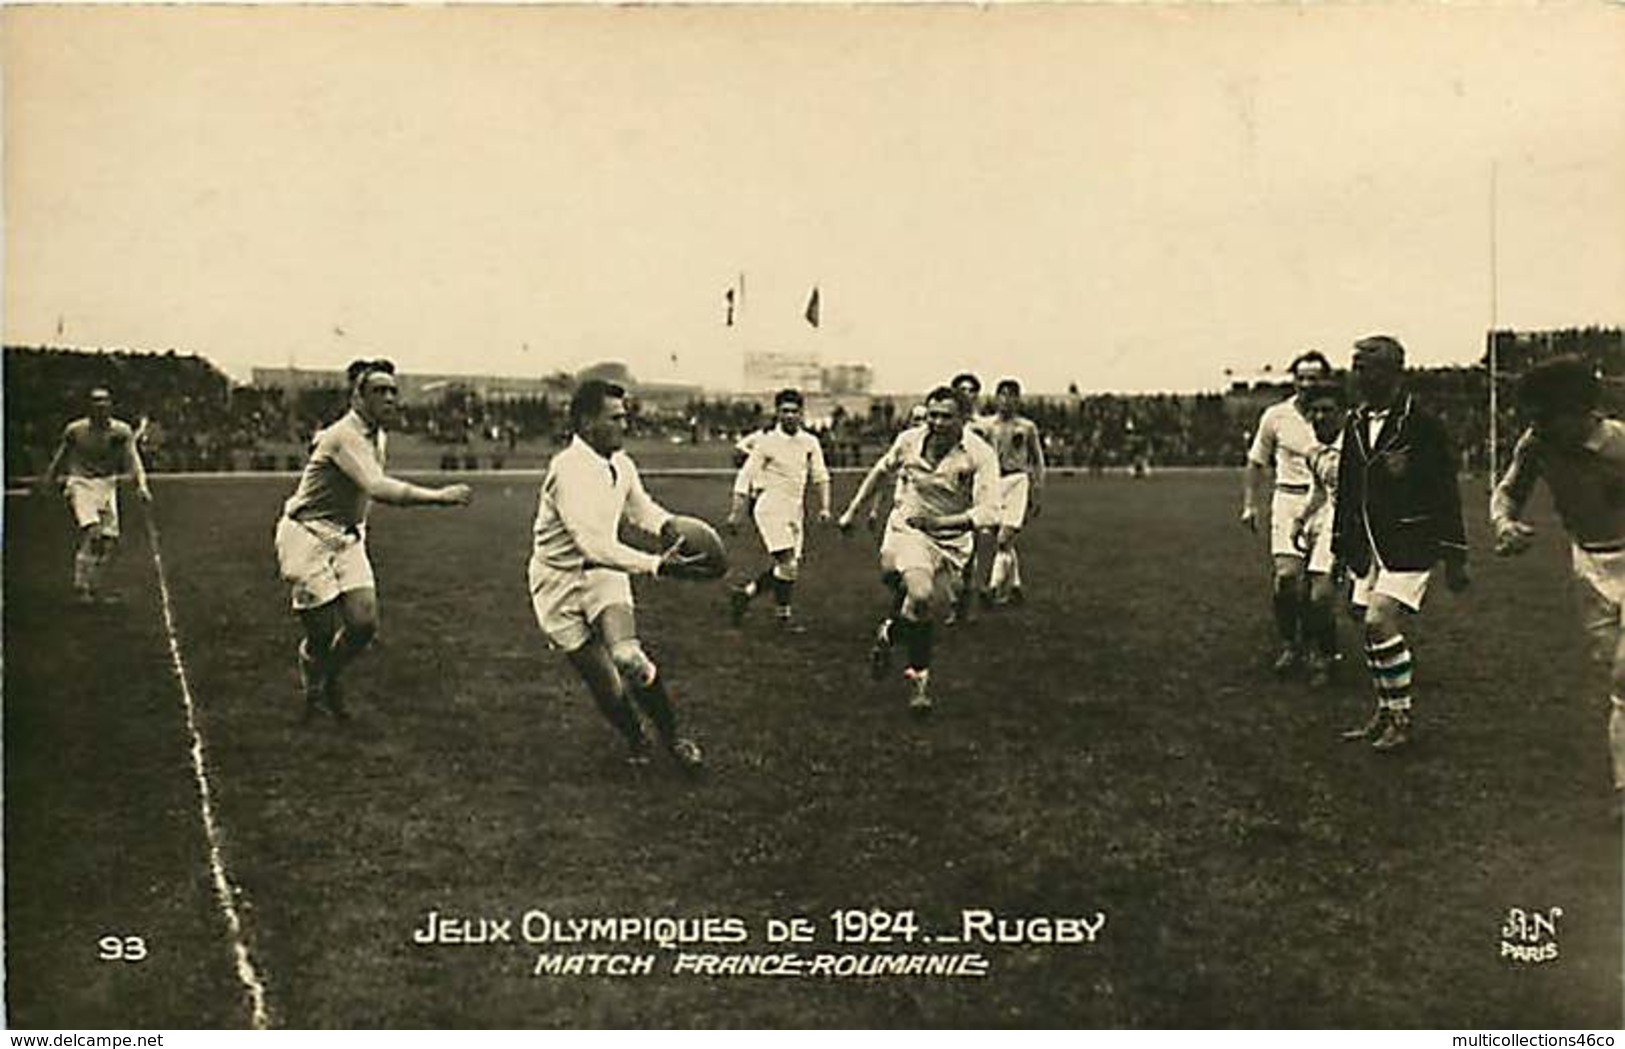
[
  {"xmin": 724, "ymin": 287, "xmax": 736, "ymax": 327},
  {"xmin": 805, "ymin": 286, "xmax": 821, "ymax": 328}
]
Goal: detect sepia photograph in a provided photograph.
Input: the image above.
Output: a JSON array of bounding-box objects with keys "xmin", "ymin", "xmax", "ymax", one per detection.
[{"xmin": 3, "ymin": 1, "xmax": 1623, "ymax": 1030}]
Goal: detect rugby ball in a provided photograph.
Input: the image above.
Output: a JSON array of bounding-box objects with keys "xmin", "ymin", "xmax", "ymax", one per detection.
[{"xmin": 665, "ymin": 515, "xmax": 728, "ymax": 580}]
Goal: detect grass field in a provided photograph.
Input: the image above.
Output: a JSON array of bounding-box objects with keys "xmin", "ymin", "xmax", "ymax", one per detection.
[{"xmin": 4, "ymin": 468, "xmax": 1621, "ymax": 1028}]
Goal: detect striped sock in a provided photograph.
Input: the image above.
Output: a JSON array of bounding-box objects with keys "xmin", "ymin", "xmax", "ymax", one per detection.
[{"xmin": 1367, "ymin": 635, "xmax": 1413, "ymax": 711}]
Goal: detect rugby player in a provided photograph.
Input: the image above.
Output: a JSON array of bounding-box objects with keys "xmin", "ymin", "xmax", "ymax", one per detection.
[
  {"xmin": 950, "ymin": 372, "xmax": 998, "ymax": 618},
  {"xmin": 726, "ymin": 389, "xmax": 832, "ymax": 632},
  {"xmin": 275, "ymin": 359, "xmax": 472, "ymax": 721},
  {"xmin": 1283, "ymin": 378, "xmax": 1348, "ymax": 688},
  {"xmin": 528, "ymin": 379, "xmax": 709, "ymax": 770},
  {"xmin": 838, "ymin": 385, "xmax": 1000, "ymax": 713},
  {"xmin": 1490, "ymin": 357, "xmax": 1625, "ymax": 809},
  {"xmin": 1332, "ymin": 336, "xmax": 1469, "ymax": 751},
  {"xmin": 983, "ymin": 379, "xmax": 1046, "ymax": 606},
  {"xmin": 1241, "ymin": 352, "xmax": 1339, "ymax": 677},
  {"xmin": 41, "ymin": 386, "xmax": 152, "ymax": 606}
]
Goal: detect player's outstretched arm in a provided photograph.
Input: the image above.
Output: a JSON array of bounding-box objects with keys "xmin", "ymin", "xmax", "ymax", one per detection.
[
  {"xmin": 725, "ymin": 448, "xmax": 762, "ymax": 534},
  {"xmin": 38, "ymin": 428, "xmax": 71, "ymax": 495},
  {"xmin": 838, "ymin": 458, "xmax": 893, "ymax": 530},
  {"xmin": 1029, "ymin": 422, "xmax": 1046, "ymax": 519},
  {"xmin": 725, "ymin": 491, "xmax": 749, "ymax": 535},
  {"xmin": 1240, "ymin": 460, "xmax": 1267, "ymax": 531},
  {"xmin": 125, "ymin": 429, "xmax": 153, "ymax": 502},
  {"xmin": 809, "ymin": 439, "xmax": 833, "ymax": 523},
  {"xmin": 370, "ymin": 477, "xmax": 472, "ymax": 507},
  {"xmin": 330, "ymin": 435, "xmax": 470, "ymax": 508},
  {"xmin": 1490, "ymin": 429, "xmax": 1542, "ymax": 556}
]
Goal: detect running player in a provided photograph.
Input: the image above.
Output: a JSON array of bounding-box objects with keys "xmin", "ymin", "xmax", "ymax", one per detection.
[
  {"xmin": 838, "ymin": 386, "xmax": 1000, "ymax": 714},
  {"xmin": 528, "ymin": 379, "xmax": 709, "ymax": 769},
  {"xmin": 950, "ymin": 372, "xmax": 997, "ymax": 617},
  {"xmin": 41, "ymin": 387, "xmax": 152, "ymax": 605},
  {"xmin": 275, "ymin": 359, "xmax": 473, "ymax": 721},
  {"xmin": 726, "ymin": 389, "xmax": 832, "ymax": 631},
  {"xmin": 1490, "ymin": 357, "xmax": 1625, "ymax": 810},
  {"xmin": 984, "ymin": 378, "xmax": 1046, "ymax": 606}
]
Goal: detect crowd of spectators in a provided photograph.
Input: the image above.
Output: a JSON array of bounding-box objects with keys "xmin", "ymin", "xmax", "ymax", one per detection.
[{"xmin": 7, "ymin": 327, "xmax": 1622, "ymax": 480}]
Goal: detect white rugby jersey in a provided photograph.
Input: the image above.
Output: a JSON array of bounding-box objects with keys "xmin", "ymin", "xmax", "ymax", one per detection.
[
  {"xmin": 1248, "ymin": 397, "xmax": 1318, "ymax": 488},
  {"xmin": 732, "ymin": 427, "xmax": 830, "ymax": 505},
  {"xmin": 531, "ymin": 436, "xmax": 672, "ymax": 576},
  {"xmin": 283, "ymin": 410, "xmax": 388, "ymax": 530},
  {"xmin": 877, "ymin": 426, "xmax": 1000, "ymax": 531}
]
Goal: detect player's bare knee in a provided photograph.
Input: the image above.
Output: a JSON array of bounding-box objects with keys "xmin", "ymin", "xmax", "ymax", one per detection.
[
  {"xmin": 1362, "ymin": 602, "xmax": 1402, "ymax": 644},
  {"xmin": 996, "ymin": 526, "xmax": 1018, "ymax": 549},
  {"xmin": 772, "ymin": 554, "xmax": 800, "ymax": 582},
  {"xmin": 609, "ymin": 639, "xmax": 657, "ymax": 688}
]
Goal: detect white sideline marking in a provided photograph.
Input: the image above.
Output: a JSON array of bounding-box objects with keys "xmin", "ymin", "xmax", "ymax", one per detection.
[{"xmin": 142, "ymin": 507, "xmax": 274, "ymax": 1029}]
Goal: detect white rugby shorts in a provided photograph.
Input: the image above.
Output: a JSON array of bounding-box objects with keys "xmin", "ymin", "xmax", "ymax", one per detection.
[
  {"xmin": 65, "ymin": 476, "xmax": 120, "ymax": 538},
  {"xmin": 1269, "ymin": 488, "xmax": 1312, "ymax": 560},
  {"xmin": 528, "ymin": 559, "xmax": 635, "ymax": 652},
  {"xmin": 752, "ymin": 493, "xmax": 805, "ymax": 558},
  {"xmin": 997, "ymin": 473, "xmax": 1030, "ymax": 530},
  {"xmin": 274, "ymin": 516, "xmax": 375, "ymax": 611},
  {"xmin": 1293, "ymin": 503, "xmax": 1336, "ymax": 575},
  {"xmin": 1573, "ymin": 544, "xmax": 1625, "ymax": 660},
  {"xmin": 880, "ymin": 516, "xmax": 972, "ymax": 582}
]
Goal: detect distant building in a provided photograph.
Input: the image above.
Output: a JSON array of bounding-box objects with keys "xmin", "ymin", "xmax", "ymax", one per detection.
[
  {"xmin": 820, "ymin": 362, "xmax": 873, "ymax": 395},
  {"xmin": 743, "ymin": 351, "xmax": 822, "ymax": 394}
]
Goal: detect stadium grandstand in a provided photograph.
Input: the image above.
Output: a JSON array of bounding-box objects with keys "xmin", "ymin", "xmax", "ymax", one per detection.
[{"xmin": 6, "ymin": 326, "xmax": 1623, "ymax": 481}]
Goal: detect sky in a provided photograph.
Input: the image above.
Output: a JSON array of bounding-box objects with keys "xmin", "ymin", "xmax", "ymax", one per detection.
[{"xmin": 4, "ymin": 3, "xmax": 1623, "ymax": 394}]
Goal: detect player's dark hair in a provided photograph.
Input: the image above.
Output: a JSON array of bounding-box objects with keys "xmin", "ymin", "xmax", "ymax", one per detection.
[
  {"xmin": 950, "ymin": 372, "xmax": 982, "ymax": 395},
  {"xmin": 1353, "ymin": 335, "xmax": 1405, "ymax": 365},
  {"xmin": 347, "ymin": 358, "xmax": 397, "ymax": 395},
  {"xmin": 1519, "ymin": 356, "xmax": 1599, "ymax": 417},
  {"xmin": 996, "ymin": 378, "xmax": 1021, "ymax": 397},
  {"xmin": 1305, "ymin": 379, "xmax": 1345, "ymax": 403},
  {"xmin": 570, "ymin": 379, "xmax": 627, "ymax": 432},
  {"xmin": 774, "ymin": 388, "xmax": 804, "ymax": 409},
  {"xmin": 1290, "ymin": 351, "xmax": 1333, "ymax": 380},
  {"xmin": 926, "ymin": 384, "xmax": 964, "ymax": 416}
]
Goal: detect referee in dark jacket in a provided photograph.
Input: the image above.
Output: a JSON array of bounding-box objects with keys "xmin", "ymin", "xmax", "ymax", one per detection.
[{"xmin": 1332, "ymin": 335, "xmax": 1469, "ymax": 750}]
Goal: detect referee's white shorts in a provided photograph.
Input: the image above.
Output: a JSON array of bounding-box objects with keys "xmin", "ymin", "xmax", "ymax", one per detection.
[
  {"xmin": 274, "ymin": 516, "xmax": 375, "ymax": 611},
  {"xmin": 1350, "ymin": 561, "xmax": 1431, "ymax": 614},
  {"xmin": 65, "ymin": 476, "xmax": 120, "ymax": 538},
  {"xmin": 528, "ymin": 558, "xmax": 634, "ymax": 652}
]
